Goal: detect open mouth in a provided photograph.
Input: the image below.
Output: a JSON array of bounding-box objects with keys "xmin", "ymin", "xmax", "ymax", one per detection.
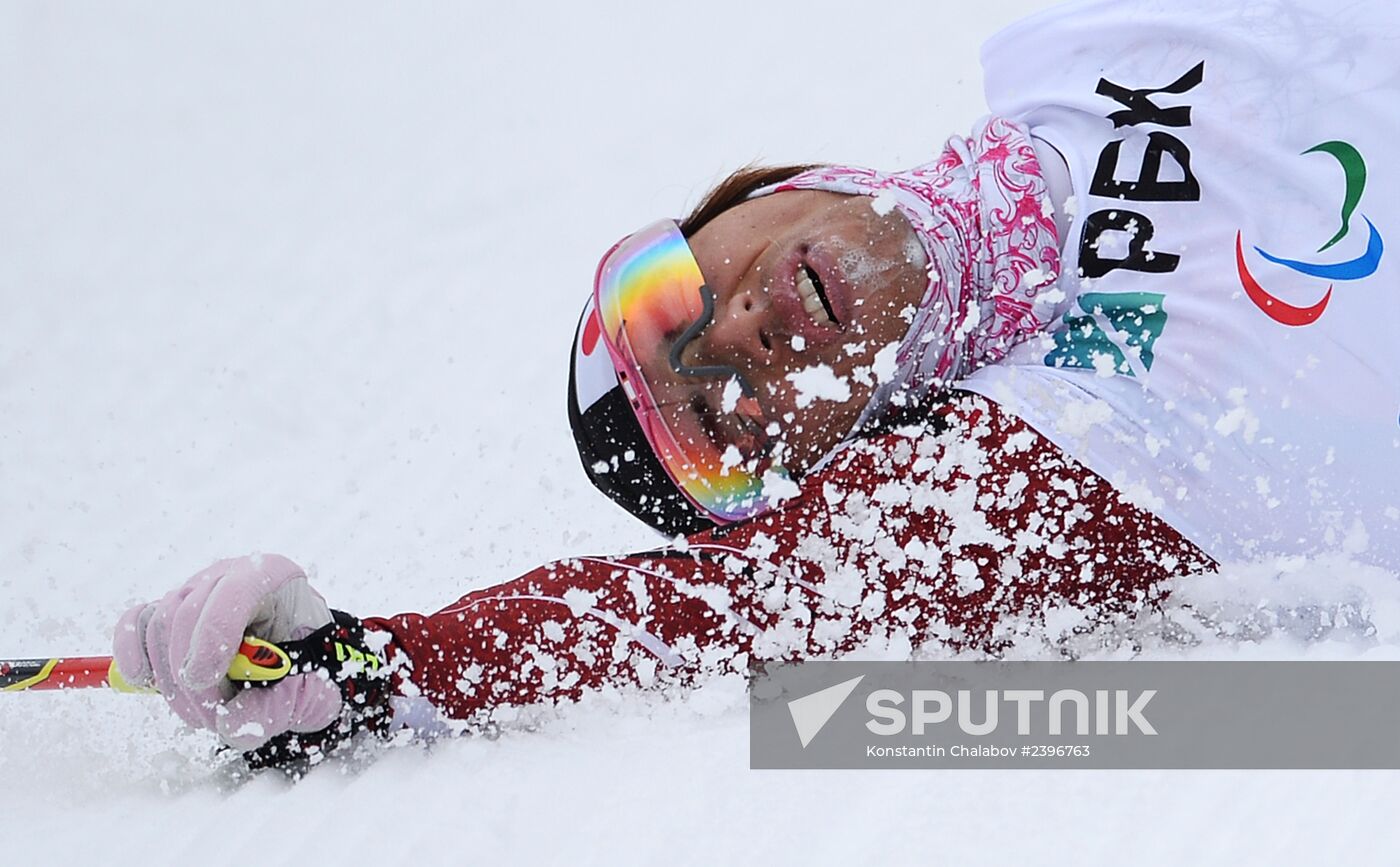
[{"xmin": 795, "ymin": 263, "xmax": 840, "ymax": 328}]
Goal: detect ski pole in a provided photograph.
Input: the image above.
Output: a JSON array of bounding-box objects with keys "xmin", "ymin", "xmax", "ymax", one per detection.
[{"xmin": 0, "ymin": 636, "xmax": 294, "ymax": 693}]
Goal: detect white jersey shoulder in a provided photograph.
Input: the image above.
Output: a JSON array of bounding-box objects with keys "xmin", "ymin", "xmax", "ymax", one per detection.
[{"xmin": 960, "ymin": 0, "xmax": 1400, "ymax": 567}]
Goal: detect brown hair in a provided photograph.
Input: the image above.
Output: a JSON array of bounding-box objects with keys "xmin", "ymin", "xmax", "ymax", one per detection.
[{"xmin": 678, "ymin": 163, "xmax": 822, "ymax": 238}]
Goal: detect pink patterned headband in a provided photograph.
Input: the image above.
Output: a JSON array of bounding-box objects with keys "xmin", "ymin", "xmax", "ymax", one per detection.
[{"xmin": 752, "ymin": 115, "xmax": 1063, "ymax": 437}]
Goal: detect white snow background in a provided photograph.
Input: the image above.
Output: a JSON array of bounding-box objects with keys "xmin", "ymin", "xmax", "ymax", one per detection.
[{"xmin": 3, "ymin": 2, "xmax": 1399, "ymax": 865}]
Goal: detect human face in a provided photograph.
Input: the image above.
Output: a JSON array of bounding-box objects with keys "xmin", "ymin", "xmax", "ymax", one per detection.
[{"xmin": 678, "ymin": 189, "xmax": 929, "ymax": 474}]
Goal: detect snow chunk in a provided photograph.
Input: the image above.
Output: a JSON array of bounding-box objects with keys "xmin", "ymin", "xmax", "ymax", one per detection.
[
  {"xmin": 952, "ymin": 560, "xmax": 984, "ymax": 596},
  {"xmin": 562, "ymin": 587, "xmax": 599, "ymax": 618},
  {"xmin": 721, "ymin": 377, "xmax": 742, "ymax": 414},
  {"xmin": 1091, "ymin": 352, "xmax": 1119, "ymax": 378},
  {"xmin": 785, "ymin": 364, "xmax": 851, "ymax": 408},
  {"xmin": 870, "ymin": 188, "xmax": 898, "ymax": 216},
  {"xmin": 1055, "ymin": 398, "xmax": 1113, "ymax": 437},
  {"xmin": 1020, "ymin": 267, "xmax": 1053, "ymax": 290},
  {"xmin": 1144, "ymin": 434, "xmax": 1162, "ymax": 458},
  {"xmin": 871, "ymin": 341, "xmax": 900, "ymax": 385},
  {"xmin": 1213, "ymin": 392, "xmax": 1260, "ymax": 443},
  {"xmin": 761, "ymin": 469, "xmax": 800, "ymax": 507}
]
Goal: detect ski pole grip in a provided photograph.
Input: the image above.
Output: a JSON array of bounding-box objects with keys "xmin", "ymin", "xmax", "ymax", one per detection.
[
  {"xmin": 227, "ymin": 636, "xmax": 293, "ymax": 684},
  {"xmin": 225, "ymin": 617, "xmax": 366, "ymax": 687}
]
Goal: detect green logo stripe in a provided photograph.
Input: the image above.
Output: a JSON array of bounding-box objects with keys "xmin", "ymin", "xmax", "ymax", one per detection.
[{"xmin": 1303, "ymin": 140, "xmax": 1367, "ymax": 253}]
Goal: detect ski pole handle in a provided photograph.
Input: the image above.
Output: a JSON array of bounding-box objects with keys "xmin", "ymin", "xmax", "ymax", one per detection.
[
  {"xmin": 0, "ymin": 636, "xmax": 292, "ymax": 693},
  {"xmin": 225, "ymin": 635, "xmax": 294, "ymax": 684}
]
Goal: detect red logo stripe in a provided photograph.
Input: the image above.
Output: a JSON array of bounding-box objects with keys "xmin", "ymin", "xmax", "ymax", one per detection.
[{"xmin": 1236, "ymin": 232, "xmax": 1332, "ymax": 327}]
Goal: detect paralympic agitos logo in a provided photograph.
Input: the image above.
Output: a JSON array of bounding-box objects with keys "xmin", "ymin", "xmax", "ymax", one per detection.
[{"xmin": 1235, "ymin": 141, "xmax": 1386, "ymax": 327}]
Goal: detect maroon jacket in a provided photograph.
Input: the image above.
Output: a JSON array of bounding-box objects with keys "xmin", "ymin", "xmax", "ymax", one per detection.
[{"xmin": 365, "ymin": 393, "xmax": 1211, "ymax": 721}]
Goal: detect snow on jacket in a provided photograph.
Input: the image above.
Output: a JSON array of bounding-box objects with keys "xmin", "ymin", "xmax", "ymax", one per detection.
[{"xmin": 365, "ymin": 394, "xmax": 1209, "ymax": 723}]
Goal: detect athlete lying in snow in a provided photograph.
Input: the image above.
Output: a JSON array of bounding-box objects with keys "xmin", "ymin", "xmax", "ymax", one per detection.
[{"xmin": 114, "ymin": 0, "xmax": 1399, "ymax": 769}]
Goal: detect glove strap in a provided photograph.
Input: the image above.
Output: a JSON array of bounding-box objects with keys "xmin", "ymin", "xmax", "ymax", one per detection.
[{"xmin": 242, "ymin": 610, "xmax": 395, "ymax": 775}]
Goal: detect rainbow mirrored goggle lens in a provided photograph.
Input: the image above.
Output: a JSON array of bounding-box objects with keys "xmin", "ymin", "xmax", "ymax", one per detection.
[{"xmin": 592, "ymin": 219, "xmax": 790, "ymax": 524}]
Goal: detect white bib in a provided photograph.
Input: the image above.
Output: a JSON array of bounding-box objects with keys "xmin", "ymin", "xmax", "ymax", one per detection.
[{"xmin": 960, "ymin": 0, "xmax": 1400, "ymax": 567}]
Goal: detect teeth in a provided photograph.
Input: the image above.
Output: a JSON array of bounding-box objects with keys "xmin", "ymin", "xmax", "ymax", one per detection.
[{"xmin": 796, "ymin": 266, "xmax": 836, "ymax": 326}]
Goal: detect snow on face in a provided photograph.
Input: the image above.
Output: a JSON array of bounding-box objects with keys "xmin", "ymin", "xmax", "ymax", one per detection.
[
  {"xmin": 785, "ymin": 364, "xmax": 852, "ymax": 409},
  {"xmin": 681, "ymin": 189, "xmax": 928, "ymax": 474}
]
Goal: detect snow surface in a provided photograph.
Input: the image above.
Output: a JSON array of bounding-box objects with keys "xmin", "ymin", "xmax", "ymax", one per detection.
[{"xmin": 3, "ymin": 2, "xmax": 1400, "ymax": 865}]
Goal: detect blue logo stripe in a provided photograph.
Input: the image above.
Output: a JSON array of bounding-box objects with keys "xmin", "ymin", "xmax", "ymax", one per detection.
[{"xmin": 1254, "ymin": 217, "xmax": 1384, "ymax": 281}]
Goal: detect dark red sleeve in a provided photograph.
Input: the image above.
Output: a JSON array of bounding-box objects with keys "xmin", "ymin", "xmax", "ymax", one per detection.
[{"xmin": 363, "ymin": 393, "xmax": 1212, "ymax": 722}]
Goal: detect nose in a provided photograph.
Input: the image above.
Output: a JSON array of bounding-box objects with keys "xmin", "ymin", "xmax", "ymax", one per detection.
[{"xmin": 691, "ymin": 284, "xmax": 773, "ymax": 367}]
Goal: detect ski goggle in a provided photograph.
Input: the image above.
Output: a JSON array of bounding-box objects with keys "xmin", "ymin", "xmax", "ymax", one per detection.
[{"xmin": 592, "ymin": 219, "xmax": 791, "ymax": 524}]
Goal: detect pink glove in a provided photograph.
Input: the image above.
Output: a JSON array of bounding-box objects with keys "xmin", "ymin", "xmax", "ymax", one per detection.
[{"xmin": 114, "ymin": 554, "xmax": 351, "ymax": 753}]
